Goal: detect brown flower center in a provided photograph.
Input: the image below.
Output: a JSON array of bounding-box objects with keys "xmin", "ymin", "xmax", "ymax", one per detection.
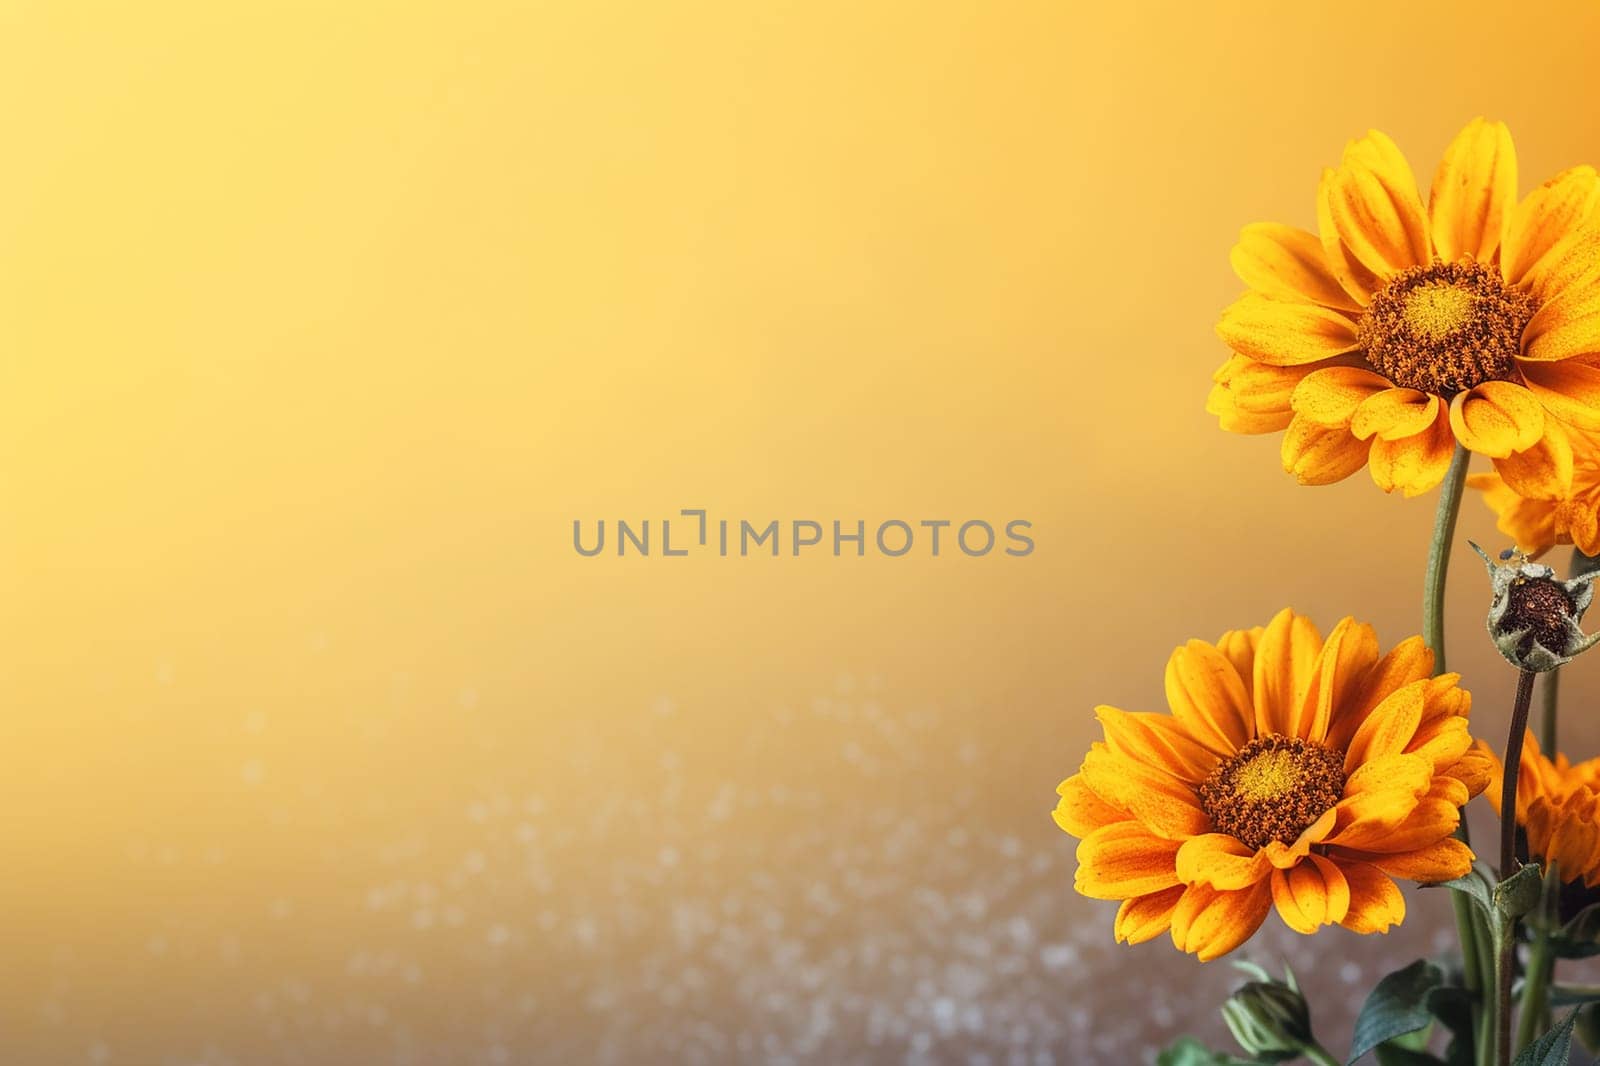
[
  {"xmin": 1358, "ymin": 260, "xmax": 1537, "ymax": 397},
  {"xmin": 1504, "ymin": 577, "xmax": 1575, "ymax": 655},
  {"xmin": 1197, "ymin": 735, "xmax": 1345, "ymax": 850}
]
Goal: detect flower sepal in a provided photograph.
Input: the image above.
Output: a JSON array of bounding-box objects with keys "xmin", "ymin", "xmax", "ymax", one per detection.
[
  {"xmin": 1496, "ymin": 862, "xmax": 1545, "ymax": 922},
  {"xmin": 1431, "ymin": 860, "xmax": 1543, "ymax": 930}
]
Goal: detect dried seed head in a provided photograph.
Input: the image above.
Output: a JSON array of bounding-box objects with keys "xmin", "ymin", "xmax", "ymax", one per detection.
[{"xmin": 1472, "ymin": 542, "xmax": 1600, "ymax": 672}]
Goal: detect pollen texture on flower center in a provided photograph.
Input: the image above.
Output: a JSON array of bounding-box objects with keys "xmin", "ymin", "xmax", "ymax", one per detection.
[
  {"xmin": 1357, "ymin": 260, "xmax": 1538, "ymax": 397},
  {"xmin": 1197, "ymin": 735, "xmax": 1346, "ymax": 850},
  {"xmin": 1504, "ymin": 578, "xmax": 1576, "ymax": 654}
]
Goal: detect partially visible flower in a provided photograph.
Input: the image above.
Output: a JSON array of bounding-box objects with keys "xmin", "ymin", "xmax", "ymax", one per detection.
[
  {"xmin": 1054, "ymin": 608, "xmax": 1491, "ymax": 961},
  {"xmin": 1210, "ymin": 118, "xmax": 1600, "ymax": 498},
  {"xmin": 1489, "ymin": 732, "xmax": 1600, "ymax": 886},
  {"xmin": 1470, "ymin": 424, "xmax": 1600, "ymax": 556},
  {"xmin": 1472, "ymin": 542, "xmax": 1600, "ymax": 670},
  {"xmin": 1221, "ymin": 966, "xmax": 1313, "ymax": 1063}
]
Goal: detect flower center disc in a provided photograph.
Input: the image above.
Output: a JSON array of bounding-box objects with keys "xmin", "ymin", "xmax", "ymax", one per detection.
[
  {"xmin": 1357, "ymin": 260, "xmax": 1537, "ymax": 396},
  {"xmin": 1197, "ymin": 735, "xmax": 1345, "ymax": 850},
  {"xmin": 1505, "ymin": 577, "xmax": 1576, "ymax": 655}
]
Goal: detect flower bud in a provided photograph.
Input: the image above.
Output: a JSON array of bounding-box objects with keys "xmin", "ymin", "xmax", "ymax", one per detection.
[
  {"xmin": 1220, "ymin": 968, "xmax": 1313, "ymax": 1063},
  {"xmin": 1472, "ymin": 542, "xmax": 1600, "ymax": 672}
]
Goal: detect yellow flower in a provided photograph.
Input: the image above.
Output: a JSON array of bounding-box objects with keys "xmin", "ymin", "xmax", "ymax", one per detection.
[
  {"xmin": 1470, "ymin": 425, "xmax": 1600, "ymax": 556},
  {"xmin": 1054, "ymin": 608, "xmax": 1491, "ymax": 961},
  {"xmin": 1489, "ymin": 733, "xmax": 1600, "ymax": 886},
  {"xmin": 1210, "ymin": 118, "xmax": 1600, "ymax": 498}
]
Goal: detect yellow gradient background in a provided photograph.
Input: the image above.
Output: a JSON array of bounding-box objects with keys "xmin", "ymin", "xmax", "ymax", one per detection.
[{"xmin": 8, "ymin": 2, "xmax": 1600, "ymax": 1061}]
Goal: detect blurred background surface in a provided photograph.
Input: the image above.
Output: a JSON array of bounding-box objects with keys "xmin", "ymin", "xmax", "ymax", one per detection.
[{"xmin": 7, "ymin": 1, "xmax": 1600, "ymax": 1062}]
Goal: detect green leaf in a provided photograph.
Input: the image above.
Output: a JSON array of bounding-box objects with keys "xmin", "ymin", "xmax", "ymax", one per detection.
[
  {"xmin": 1576, "ymin": 1003, "xmax": 1600, "ymax": 1055},
  {"xmin": 1431, "ymin": 862, "xmax": 1542, "ymax": 929},
  {"xmin": 1425, "ymin": 985, "xmax": 1476, "ymax": 1066},
  {"xmin": 1155, "ymin": 1036, "xmax": 1258, "ymax": 1066},
  {"xmin": 1347, "ymin": 960, "xmax": 1447, "ymax": 1065},
  {"xmin": 1552, "ymin": 902, "xmax": 1600, "ymax": 959},
  {"xmin": 1512, "ymin": 1009, "xmax": 1577, "ymax": 1066},
  {"xmin": 1547, "ymin": 984, "xmax": 1600, "ymax": 1007},
  {"xmin": 1429, "ymin": 865, "xmax": 1494, "ymax": 919},
  {"xmin": 1495, "ymin": 862, "xmax": 1545, "ymax": 920},
  {"xmin": 1230, "ymin": 961, "xmax": 1272, "ymax": 984},
  {"xmin": 1374, "ymin": 1046, "xmax": 1445, "ymax": 1066}
]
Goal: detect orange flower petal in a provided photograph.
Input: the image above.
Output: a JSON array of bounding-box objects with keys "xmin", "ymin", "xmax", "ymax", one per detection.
[
  {"xmin": 1262, "ymin": 808, "xmax": 1338, "ymax": 870},
  {"xmin": 1524, "ymin": 275, "xmax": 1600, "ymax": 362},
  {"xmin": 1339, "ymin": 861, "xmax": 1407, "ymax": 934},
  {"xmin": 1337, "ymin": 799, "xmax": 1463, "ymax": 857},
  {"xmin": 1170, "ymin": 880, "xmax": 1274, "ymax": 962},
  {"xmin": 1342, "ymin": 752, "xmax": 1434, "ymax": 799},
  {"xmin": 1281, "ymin": 415, "xmax": 1371, "ymax": 485},
  {"xmin": 1443, "ymin": 746, "xmax": 1496, "ymax": 800},
  {"xmin": 1325, "ymin": 636, "xmax": 1432, "ymax": 750},
  {"xmin": 1503, "ymin": 165, "xmax": 1600, "ymax": 288},
  {"xmin": 1163, "ymin": 640, "xmax": 1252, "ymax": 757},
  {"xmin": 1344, "ymin": 683, "xmax": 1426, "ymax": 774},
  {"xmin": 1325, "ymin": 130, "xmax": 1433, "ymax": 278},
  {"xmin": 1230, "ymin": 222, "xmax": 1362, "ymax": 311},
  {"xmin": 1251, "ymin": 607, "xmax": 1323, "ymax": 738},
  {"xmin": 1522, "ymin": 228, "xmax": 1600, "ymax": 307},
  {"xmin": 1559, "ymin": 494, "xmax": 1600, "ymax": 555},
  {"xmin": 1430, "ymin": 775, "xmax": 1471, "ymax": 808},
  {"xmin": 1490, "ymin": 417, "xmax": 1573, "ymax": 500},
  {"xmin": 1214, "ymin": 627, "xmax": 1262, "ymax": 706},
  {"xmin": 1206, "ymin": 355, "xmax": 1316, "ymax": 434},
  {"xmin": 1317, "ymin": 168, "xmax": 1383, "ymax": 305},
  {"xmin": 1520, "ymin": 358, "xmax": 1600, "ymax": 431},
  {"xmin": 1369, "ymin": 405, "xmax": 1455, "ymax": 497},
  {"xmin": 1469, "ymin": 471, "xmax": 1560, "ymax": 556},
  {"xmin": 1052, "ymin": 773, "xmax": 1131, "ymax": 838},
  {"xmin": 1270, "ymin": 853, "xmax": 1351, "ymax": 934},
  {"xmin": 1345, "ymin": 838, "xmax": 1474, "ymax": 883},
  {"xmin": 1295, "ymin": 616, "xmax": 1379, "ymax": 743},
  {"xmin": 1405, "ymin": 715, "xmax": 1474, "ymax": 773},
  {"xmin": 1429, "ymin": 117, "xmax": 1517, "ymax": 264},
  {"xmin": 1351, "ymin": 388, "xmax": 1440, "ymax": 442},
  {"xmin": 1080, "ymin": 746, "xmax": 1210, "ymax": 840},
  {"xmin": 1075, "ymin": 821, "xmax": 1183, "ymax": 900},
  {"xmin": 1175, "ymin": 834, "xmax": 1273, "ymax": 890},
  {"xmin": 1447, "ymin": 382, "xmax": 1545, "ymax": 459},
  {"xmin": 1328, "ymin": 794, "xmax": 1426, "ymax": 852},
  {"xmin": 1421, "ymin": 671, "xmax": 1471, "ymax": 718},
  {"xmin": 1114, "ymin": 886, "xmax": 1186, "ymax": 945},
  {"xmin": 1095, "ymin": 706, "xmax": 1218, "ymax": 784},
  {"xmin": 1290, "ymin": 367, "xmax": 1393, "ymax": 427},
  {"xmin": 1216, "ymin": 293, "xmax": 1362, "ymax": 366},
  {"xmin": 1544, "ymin": 803, "xmax": 1600, "ymax": 882}
]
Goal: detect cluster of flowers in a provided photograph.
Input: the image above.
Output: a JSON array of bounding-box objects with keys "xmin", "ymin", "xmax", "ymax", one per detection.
[{"xmin": 1056, "ymin": 120, "xmax": 1600, "ymax": 1066}]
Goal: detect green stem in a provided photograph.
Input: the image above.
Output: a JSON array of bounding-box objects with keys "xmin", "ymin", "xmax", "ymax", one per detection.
[
  {"xmin": 1302, "ymin": 1041, "xmax": 1341, "ymax": 1066},
  {"xmin": 1516, "ymin": 863, "xmax": 1560, "ymax": 1055},
  {"xmin": 1502, "ymin": 670, "xmax": 1537, "ymax": 881},
  {"xmin": 1423, "ymin": 444, "xmax": 1484, "ymax": 1062},
  {"xmin": 1495, "ymin": 932, "xmax": 1513, "ymax": 1066},
  {"xmin": 1496, "ymin": 669, "xmax": 1538, "ymax": 1066},
  {"xmin": 1474, "ymin": 917, "xmax": 1496, "ymax": 1066},
  {"xmin": 1423, "ymin": 444, "xmax": 1471, "ymax": 674},
  {"xmin": 1537, "ymin": 669, "xmax": 1559, "ymax": 757}
]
